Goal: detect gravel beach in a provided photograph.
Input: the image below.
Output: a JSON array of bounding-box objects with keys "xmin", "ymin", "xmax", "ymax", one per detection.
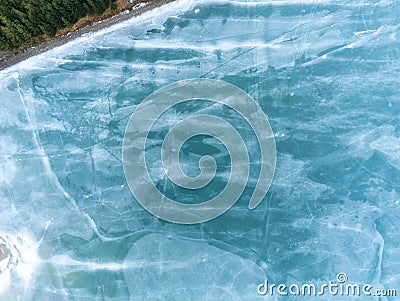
[{"xmin": 0, "ymin": 0, "xmax": 175, "ymax": 70}]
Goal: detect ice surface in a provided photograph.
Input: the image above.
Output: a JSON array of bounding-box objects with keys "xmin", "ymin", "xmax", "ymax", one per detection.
[{"xmin": 0, "ymin": 0, "xmax": 400, "ymax": 300}]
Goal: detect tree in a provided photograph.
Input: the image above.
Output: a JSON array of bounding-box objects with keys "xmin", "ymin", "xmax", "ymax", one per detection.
[{"xmin": 0, "ymin": 0, "xmax": 115, "ymax": 50}]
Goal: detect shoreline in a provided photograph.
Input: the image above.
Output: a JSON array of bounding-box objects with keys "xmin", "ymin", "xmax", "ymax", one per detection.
[{"xmin": 0, "ymin": 0, "xmax": 175, "ymax": 71}]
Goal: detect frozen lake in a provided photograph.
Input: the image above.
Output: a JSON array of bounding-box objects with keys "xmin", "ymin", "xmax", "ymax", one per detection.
[{"xmin": 0, "ymin": 0, "xmax": 399, "ymax": 300}]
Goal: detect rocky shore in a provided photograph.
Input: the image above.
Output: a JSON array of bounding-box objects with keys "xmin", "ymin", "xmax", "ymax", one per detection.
[{"xmin": 0, "ymin": 0, "xmax": 174, "ymax": 70}]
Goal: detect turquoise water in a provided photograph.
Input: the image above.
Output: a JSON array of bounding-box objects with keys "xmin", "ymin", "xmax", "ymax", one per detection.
[{"xmin": 0, "ymin": 0, "xmax": 400, "ymax": 300}]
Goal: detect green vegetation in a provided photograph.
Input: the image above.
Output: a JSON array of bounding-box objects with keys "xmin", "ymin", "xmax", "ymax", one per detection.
[{"xmin": 0, "ymin": 0, "xmax": 117, "ymax": 51}]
